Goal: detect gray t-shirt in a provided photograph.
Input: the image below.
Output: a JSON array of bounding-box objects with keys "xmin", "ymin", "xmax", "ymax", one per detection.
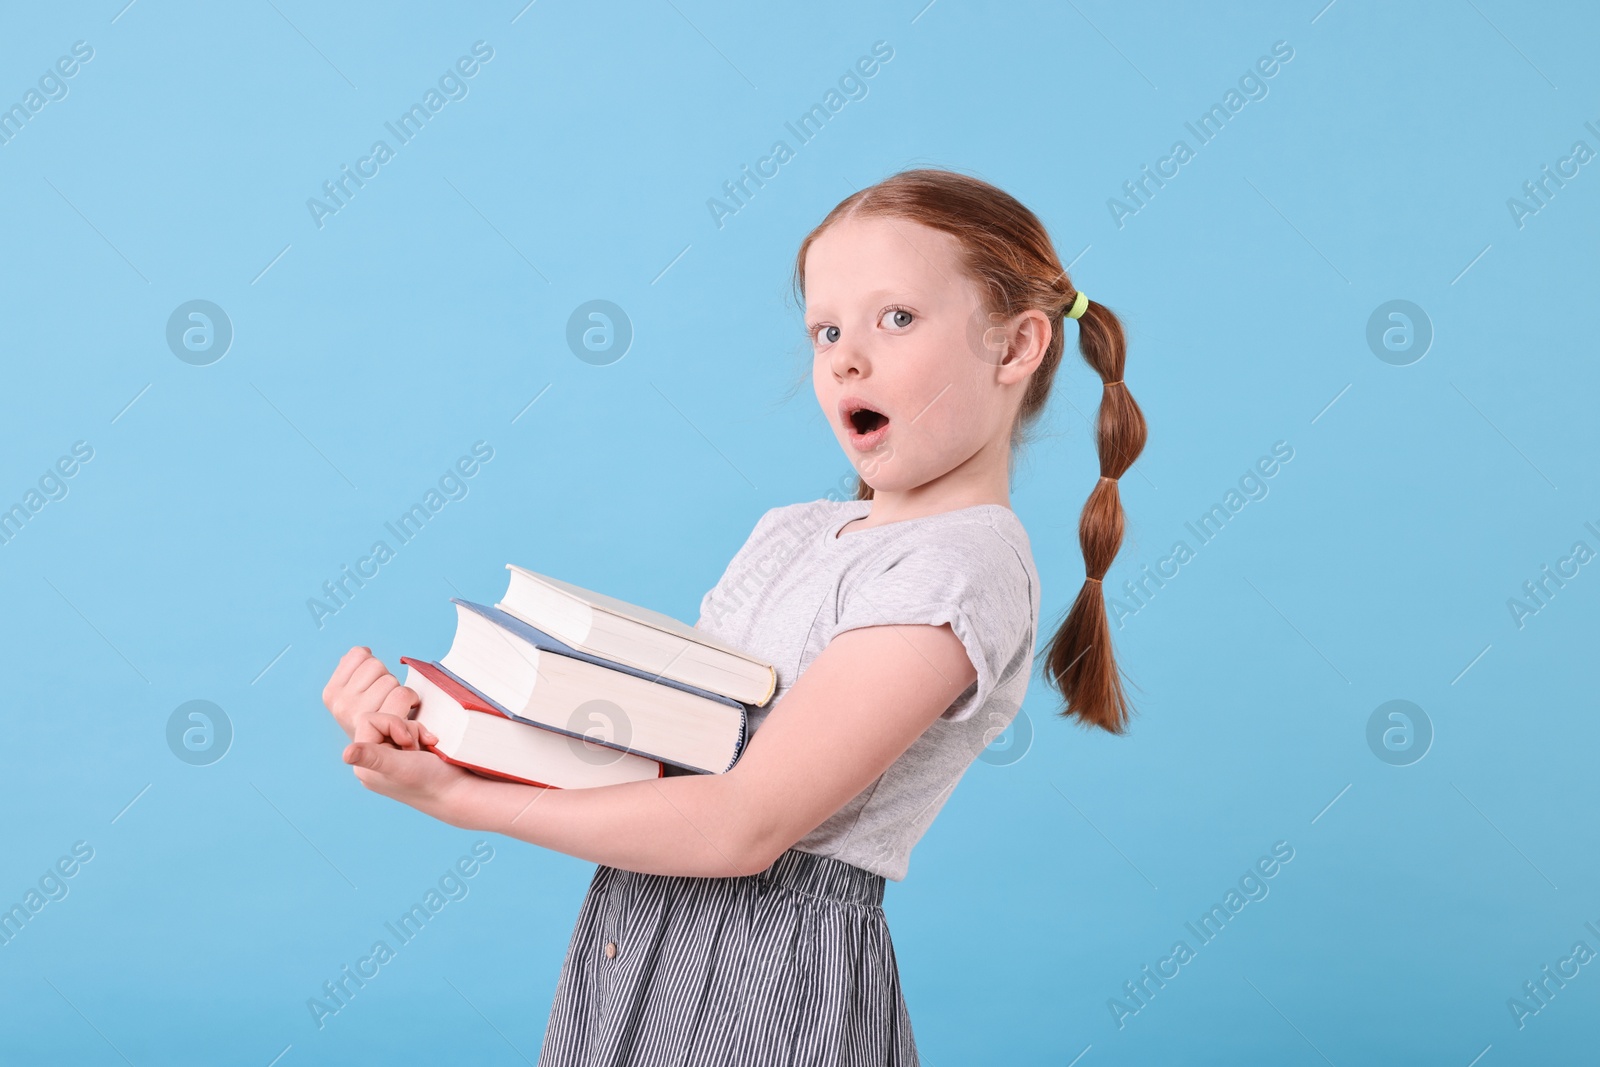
[{"xmin": 690, "ymin": 497, "xmax": 1041, "ymax": 881}]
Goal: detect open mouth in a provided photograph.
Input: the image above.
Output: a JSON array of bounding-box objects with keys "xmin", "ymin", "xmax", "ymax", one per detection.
[
  {"xmin": 849, "ymin": 408, "xmax": 888, "ymax": 434},
  {"xmin": 840, "ymin": 399, "xmax": 891, "ymax": 451}
]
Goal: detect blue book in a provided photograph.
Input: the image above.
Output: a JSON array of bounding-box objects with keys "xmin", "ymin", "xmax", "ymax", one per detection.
[{"xmin": 437, "ymin": 599, "xmax": 749, "ymax": 774}]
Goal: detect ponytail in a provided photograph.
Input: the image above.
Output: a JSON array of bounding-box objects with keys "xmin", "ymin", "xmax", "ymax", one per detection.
[{"xmin": 1042, "ymin": 296, "xmax": 1147, "ymax": 733}]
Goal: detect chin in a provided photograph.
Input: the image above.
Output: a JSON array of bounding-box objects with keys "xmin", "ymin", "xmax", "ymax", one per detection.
[{"xmin": 852, "ymin": 468, "xmax": 912, "ymax": 494}]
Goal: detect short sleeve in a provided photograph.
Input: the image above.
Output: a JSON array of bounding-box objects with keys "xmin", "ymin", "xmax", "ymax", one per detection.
[{"xmin": 829, "ymin": 524, "xmax": 1034, "ymax": 723}]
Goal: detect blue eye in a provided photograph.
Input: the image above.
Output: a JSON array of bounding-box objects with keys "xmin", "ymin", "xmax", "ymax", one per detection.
[
  {"xmin": 814, "ymin": 324, "xmax": 841, "ymax": 345},
  {"xmin": 881, "ymin": 307, "xmax": 913, "ymax": 329}
]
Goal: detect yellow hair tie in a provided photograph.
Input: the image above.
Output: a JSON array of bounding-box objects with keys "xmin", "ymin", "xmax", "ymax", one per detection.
[{"xmin": 1065, "ymin": 291, "xmax": 1089, "ymax": 320}]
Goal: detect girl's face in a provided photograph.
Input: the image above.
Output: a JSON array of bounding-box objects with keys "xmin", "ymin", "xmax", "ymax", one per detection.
[{"xmin": 804, "ymin": 215, "xmax": 1024, "ymax": 496}]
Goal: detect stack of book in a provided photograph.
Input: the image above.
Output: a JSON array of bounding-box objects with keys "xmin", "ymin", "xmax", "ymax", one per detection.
[{"xmin": 398, "ymin": 565, "xmax": 776, "ymax": 789}]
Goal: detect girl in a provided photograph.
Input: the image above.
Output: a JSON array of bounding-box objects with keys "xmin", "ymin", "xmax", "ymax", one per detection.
[{"xmin": 322, "ymin": 167, "xmax": 1146, "ymax": 1064}]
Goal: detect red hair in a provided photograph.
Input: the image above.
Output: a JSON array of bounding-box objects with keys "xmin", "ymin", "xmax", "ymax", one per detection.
[{"xmin": 792, "ymin": 168, "xmax": 1148, "ymax": 734}]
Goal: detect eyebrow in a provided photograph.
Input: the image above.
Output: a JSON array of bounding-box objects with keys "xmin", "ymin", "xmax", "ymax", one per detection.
[
  {"xmin": 804, "ymin": 287, "xmax": 921, "ymax": 317},
  {"xmin": 860, "ymin": 287, "xmax": 918, "ymax": 301}
]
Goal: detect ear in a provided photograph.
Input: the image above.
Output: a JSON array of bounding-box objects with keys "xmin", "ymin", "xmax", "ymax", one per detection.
[{"xmin": 995, "ymin": 308, "xmax": 1053, "ymax": 385}]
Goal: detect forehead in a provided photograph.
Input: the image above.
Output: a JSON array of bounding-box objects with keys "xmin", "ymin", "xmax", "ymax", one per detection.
[{"xmin": 803, "ymin": 215, "xmax": 973, "ymax": 310}]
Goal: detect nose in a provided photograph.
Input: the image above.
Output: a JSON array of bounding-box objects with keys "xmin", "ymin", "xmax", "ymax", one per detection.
[{"xmin": 829, "ymin": 337, "xmax": 868, "ymax": 380}]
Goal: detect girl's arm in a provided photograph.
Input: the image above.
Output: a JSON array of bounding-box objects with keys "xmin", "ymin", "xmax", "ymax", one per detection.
[{"xmin": 340, "ymin": 622, "xmax": 978, "ymax": 878}]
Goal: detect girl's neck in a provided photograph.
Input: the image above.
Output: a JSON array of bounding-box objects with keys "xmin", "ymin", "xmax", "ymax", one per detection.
[{"xmin": 847, "ymin": 453, "xmax": 1012, "ymax": 531}]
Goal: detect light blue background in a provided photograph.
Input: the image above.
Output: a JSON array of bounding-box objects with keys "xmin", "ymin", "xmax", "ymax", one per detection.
[{"xmin": 2, "ymin": 1, "xmax": 1596, "ymax": 1063}]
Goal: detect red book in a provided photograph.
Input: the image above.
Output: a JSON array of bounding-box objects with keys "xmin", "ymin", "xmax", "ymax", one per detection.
[{"xmin": 399, "ymin": 658, "xmax": 664, "ymax": 789}]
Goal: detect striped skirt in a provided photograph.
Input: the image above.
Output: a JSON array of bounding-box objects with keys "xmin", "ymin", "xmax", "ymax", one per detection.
[{"xmin": 539, "ymin": 847, "xmax": 920, "ymax": 1066}]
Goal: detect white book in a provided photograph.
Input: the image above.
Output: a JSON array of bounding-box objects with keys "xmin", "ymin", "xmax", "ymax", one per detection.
[
  {"xmin": 401, "ymin": 658, "xmax": 663, "ymax": 789},
  {"xmin": 439, "ymin": 599, "xmax": 748, "ymax": 775},
  {"xmin": 495, "ymin": 564, "xmax": 777, "ymax": 707}
]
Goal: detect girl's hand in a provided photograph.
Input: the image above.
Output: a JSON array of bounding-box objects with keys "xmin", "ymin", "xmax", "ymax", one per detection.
[
  {"xmin": 354, "ymin": 708, "xmax": 438, "ymax": 752},
  {"xmin": 343, "ymin": 712, "xmax": 472, "ymax": 819},
  {"xmin": 322, "ymin": 645, "xmax": 420, "ymax": 741}
]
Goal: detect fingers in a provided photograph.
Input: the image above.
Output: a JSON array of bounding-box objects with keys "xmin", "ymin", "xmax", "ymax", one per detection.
[
  {"xmin": 323, "ymin": 646, "xmax": 390, "ymax": 725},
  {"xmin": 323, "ymin": 646, "xmax": 372, "ymax": 702},
  {"xmin": 326, "ymin": 651, "xmax": 405, "ymax": 733},
  {"xmin": 378, "ymin": 685, "xmax": 422, "ymax": 722},
  {"xmin": 354, "ymin": 711, "xmax": 437, "ymax": 751},
  {"xmin": 354, "ymin": 711, "xmax": 398, "ymax": 745},
  {"xmin": 396, "ymin": 713, "xmax": 438, "ymax": 749},
  {"xmin": 330, "ymin": 645, "xmax": 371, "ymax": 685},
  {"xmin": 343, "ymin": 733, "xmax": 441, "ymax": 778},
  {"xmin": 351, "ymin": 711, "xmax": 383, "ymax": 745},
  {"xmin": 355, "ymin": 674, "xmax": 400, "ymax": 721},
  {"xmin": 350, "ymin": 656, "xmax": 393, "ymax": 696},
  {"xmin": 344, "ymin": 739, "xmax": 389, "ymax": 772}
]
